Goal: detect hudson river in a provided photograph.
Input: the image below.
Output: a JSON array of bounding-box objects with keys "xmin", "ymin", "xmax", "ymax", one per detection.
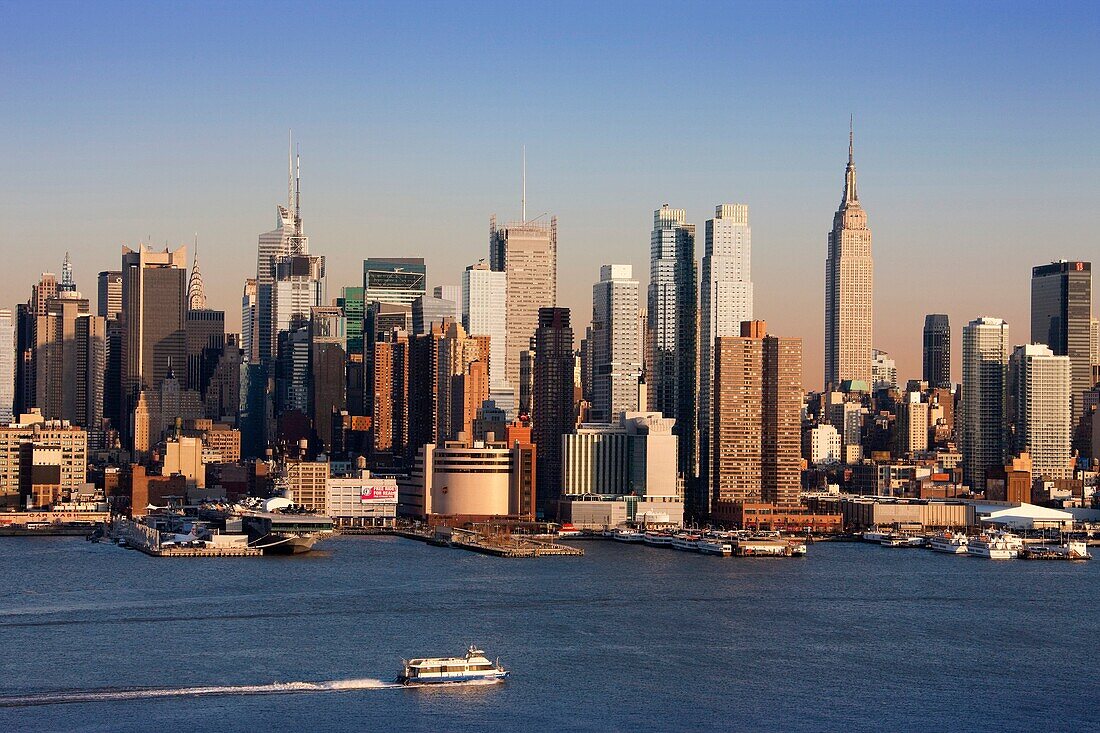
[{"xmin": 1, "ymin": 536, "xmax": 1095, "ymax": 731}]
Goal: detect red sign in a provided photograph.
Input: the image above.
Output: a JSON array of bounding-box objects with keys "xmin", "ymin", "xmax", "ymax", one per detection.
[{"xmin": 360, "ymin": 485, "xmax": 397, "ymax": 503}]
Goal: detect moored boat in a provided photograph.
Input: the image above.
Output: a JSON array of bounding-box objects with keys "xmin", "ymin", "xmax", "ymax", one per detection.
[
  {"xmin": 397, "ymin": 646, "xmax": 508, "ymax": 686},
  {"xmin": 1019, "ymin": 541, "xmax": 1091, "ymax": 561},
  {"xmin": 612, "ymin": 529, "xmax": 644, "ymax": 542},
  {"xmin": 966, "ymin": 534, "xmax": 1019, "ymax": 559},
  {"xmin": 697, "ymin": 539, "xmax": 733, "ymax": 556},
  {"xmin": 928, "ymin": 531, "xmax": 969, "ymax": 554},
  {"xmin": 643, "ymin": 531, "xmax": 674, "ymax": 547},
  {"xmin": 671, "ymin": 533, "xmax": 701, "ymax": 551}
]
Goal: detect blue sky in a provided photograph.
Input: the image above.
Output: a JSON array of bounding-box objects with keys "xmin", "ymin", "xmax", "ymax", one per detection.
[{"xmin": 2, "ymin": 1, "xmax": 1097, "ymax": 387}]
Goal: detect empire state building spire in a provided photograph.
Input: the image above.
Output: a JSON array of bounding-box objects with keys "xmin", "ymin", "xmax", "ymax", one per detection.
[
  {"xmin": 824, "ymin": 120, "xmax": 873, "ymax": 390},
  {"xmin": 188, "ymin": 235, "xmax": 207, "ymax": 311}
]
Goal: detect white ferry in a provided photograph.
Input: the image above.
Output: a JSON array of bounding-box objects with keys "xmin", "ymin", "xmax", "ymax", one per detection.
[
  {"xmin": 697, "ymin": 539, "xmax": 733, "ymax": 557},
  {"xmin": 928, "ymin": 531, "xmax": 969, "ymax": 554},
  {"xmin": 881, "ymin": 535, "xmax": 925, "ymax": 548},
  {"xmin": 612, "ymin": 529, "xmax": 643, "ymax": 543},
  {"xmin": 671, "ymin": 533, "xmax": 701, "ymax": 552},
  {"xmin": 397, "ymin": 646, "xmax": 508, "ymax": 686},
  {"xmin": 643, "ymin": 531, "xmax": 674, "ymax": 547},
  {"xmin": 967, "ymin": 534, "xmax": 1020, "ymax": 559},
  {"xmin": 862, "ymin": 528, "xmax": 890, "ymax": 542}
]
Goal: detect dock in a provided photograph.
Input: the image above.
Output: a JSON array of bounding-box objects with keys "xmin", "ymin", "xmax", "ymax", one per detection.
[{"xmin": 395, "ymin": 526, "xmax": 584, "ymax": 558}]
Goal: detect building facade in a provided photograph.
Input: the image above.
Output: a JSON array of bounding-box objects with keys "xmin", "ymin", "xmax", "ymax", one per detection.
[
  {"xmin": 923, "ymin": 314, "xmax": 951, "ymax": 388},
  {"xmin": 590, "ymin": 264, "xmax": 642, "ymax": 423},
  {"xmin": 1009, "ymin": 343, "xmax": 1071, "ymax": 481},
  {"xmin": 960, "ymin": 317, "xmax": 1010, "ymax": 491},
  {"xmin": 532, "ymin": 307, "xmax": 574, "ymax": 518}
]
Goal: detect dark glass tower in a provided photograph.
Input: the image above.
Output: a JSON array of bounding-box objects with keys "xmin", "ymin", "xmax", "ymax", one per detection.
[
  {"xmin": 923, "ymin": 314, "xmax": 951, "ymax": 388},
  {"xmin": 1031, "ymin": 260, "xmax": 1092, "ymax": 451},
  {"xmin": 533, "ymin": 307, "xmax": 574, "ymax": 520}
]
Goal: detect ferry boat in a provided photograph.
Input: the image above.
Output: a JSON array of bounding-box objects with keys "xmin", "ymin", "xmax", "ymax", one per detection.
[
  {"xmin": 397, "ymin": 646, "xmax": 508, "ymax": 686},
  {"xmin": 880, "ymin": 535, "xmax": 925, "ymax": 548},
  {"xmin": 966, "ymin": 534, "xmax": 1019, "ymax": 559},
  {"xmin": 928, "ymin": 531, "xmax": 969, "ymax": 554},
  {"xmin": 643, "ymin": 531, "xmax": 674, "ymax": 547},
  {"xmin": 612, "ymin": 529, "xmax": 643, "ymax": 543},
  {"xmin": 671, "ymin": 533, "xmax": 701, "ymax": 552},
  {"xmin": 696, "ymin": 539, "xmax": 733, "ymax": 556},
  {"xmin": 862, "ymin": 528, "xmax": 890, "ymax": 543}
]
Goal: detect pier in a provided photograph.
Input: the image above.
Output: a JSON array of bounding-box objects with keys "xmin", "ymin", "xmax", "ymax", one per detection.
[{"xmin": 394, "ymin": 526, "xmax": 584, "ymax": 558}]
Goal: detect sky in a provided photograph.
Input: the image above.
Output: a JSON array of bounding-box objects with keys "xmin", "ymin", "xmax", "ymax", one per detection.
[{"xmin": 1, "ymin": 1, "xmax": 1098, "ymax": 390}]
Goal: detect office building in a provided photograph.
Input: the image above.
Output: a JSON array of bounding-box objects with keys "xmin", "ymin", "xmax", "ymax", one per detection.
[
  {"xmin": 241, "ymin": 278, "xmax": 257, "ymax": 362},
  {"xmin": 412, "ymin": 295, "xmax": 456, "ymax": 335},
  {"xmin": 132, "ymin": 366, "xmax": 204, "ymax": 455},
  {"xmin": 807, "ymin": 423, "xmax": 841, "ymax": 465},
  {"xmin": 923, "ymin": 314, "xmax": 951, "ymax": 388},
  {"xmin": 35, "ymin": 293, "xmax": 105, "ymax": 436},
  {"xmin": 184, "ymin": 308, "xmax": 225, "ymax": 395},
  {"xmin": 402, "ymin": 436, "xmax": 535, "ymax": 519},
  {"xmin": 0, "ymin": 310, "xmax": 14, "ymax": 424},
  {"xmin": 590, "ymin": 264, "xmax": 642, "ymax": 422},
  {"xmin": 433, "ymin": 285, "xmax": 462, "ymax": 323},
  {"xmin": 121, "ymin": 244, "xmax": 188, "ymax": 446},
  {"xmin": 1009, "ymin": 344, "xmax": 1072, "ymax": 481},
  {"xmin": 363, "ymin": 258, "xmax": 426, "ymax": 307},
  {"xmin": 98, "ymin": 271, "xmax": 122, "ymax": 320},
  {"xmin": 489, "ymin": 216, "xmax": 557, "ymax": 395},
  {"xmin": 960, "ymin": 317, "xmax": 1010, "ymax": 491},
  {"xmin": 286, "ymin": 458, "xmax": 330, "ymax": 514},
  {"xmin": 699, "ymin": 203, "xmax": 753, "ymax": 506},
  {"xmin": 825, "ymin": 125, "xmax": 874, "ymax": 389},
  {"xmin": 462, "ymin": 260, "xmax": 508, "ymax": 391},
  {"xmin": 336, "ymin": 286, "xmax": 365, "ymax": 357},
  {"xmin": 647, "ymin": 204, "xmax": 698, "ymax": 494},
  {"xmin": 710, "ymin": 321, "xmax": 802, "ymax": 526},
  {"xmin": 1031, "ymin": 260, "xmax": 1092, "ymax": 447},
  {"xmin": 310, "ymin": 307, "xmax": 347, "ymax": 452},
  {"xmin": 533, "ymin": 307, "xmax": 574, "ymax": 518},
  {"xmin": 895, "ymin": 393, "xmax": 929, "ymax": 456}
]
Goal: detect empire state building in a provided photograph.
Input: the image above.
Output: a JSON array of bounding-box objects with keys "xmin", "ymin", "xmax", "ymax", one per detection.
[{"xmin": 824, "ymin": 125, "xmax": 873, "ymax": 389}]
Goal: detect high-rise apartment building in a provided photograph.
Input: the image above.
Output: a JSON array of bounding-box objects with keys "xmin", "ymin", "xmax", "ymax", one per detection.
[
  {"xmin": 699, "ymin": 203, "xmax": 753, "ymax": 506},
  {"xmin": 462, "ymin": 260, "xmax": 507, "ymax": 391},
  {"xmin": 710, "ymin": 321, "xmax": 802, "ymax": 526},
  {"xmin": 0, "ymin": 310, "xmax": 14, "ymax": 424},
  {"xmin": 121, "ymin": 244, "xmax": 188, "ymax": 446},
  {"xmin": 871, "ymin": 349, "xmax": 897, "ymax": 391},
  {"xmin": 1031, "ymin": 260, "xmax": 1092, "ymax": 448},
  {"xmin": 97, "ymin": 271, "xmax": 122, "ymax": 320},
  {"xmin": 590, "ymin": 264, "xmax": 642, "ymax": 423},
  {"xmin": 923, "ymin": 314, "xmax": 951, "ymax": 388},
  {"xmin": 647, "ymin": 204, "xmax": 698, "ymax": 497},
  {"xmin": 825, "ymin": 126, "xmax": 873, "ymax": 389},
  {"xmin": 532, "ymin": 307, "xmax": 574, "ymax": 519},
  {"xmin": 960, "ymin": 317, "xmax": 1010, "ymax": 491},
  {"xmin": 895, "ymin": 393, "xmax": 929, "ymax": 456},
  {"xmin": 1009, "ymin": 344, "xmax": 1072, "ymax": 481},
  {"xmin": 489, "ymin": 216, "xmax": 557, "ymax": 396}
]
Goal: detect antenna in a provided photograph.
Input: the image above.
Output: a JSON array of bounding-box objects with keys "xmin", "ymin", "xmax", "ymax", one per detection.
[
  {"xmin": 521, "ymin": 145, "xmax": 526, "ymax": 222},
  {"xmin": 295, "ymin": 144, "xmax": 301, "ymax": 234}
]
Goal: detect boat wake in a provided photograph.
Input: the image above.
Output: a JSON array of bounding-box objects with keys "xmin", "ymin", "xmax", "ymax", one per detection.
[{"xmin": 0, "ymin": 677, "xmax": 405, "ymax": 708}]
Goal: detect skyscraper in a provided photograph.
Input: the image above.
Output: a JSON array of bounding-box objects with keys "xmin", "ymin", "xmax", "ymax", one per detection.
[
  {"xmin": 309, "ymin": 306, "xmax": 347, "ymax": 452},
  {"xmin": 187, "ymin": 243, "xmax": 206, "ymax": 311},
  {"xmin": 1031, "ymin": 260, "xmax": 1092, "ymax": 448},
  {"xmin": 923, "ymin": 314, "xmax": 951, "ymax": 388},
  {"xmin": 825, "ymin": 124, "xmax": 873, "ymax": 389},
  {"xmin": 699, "ymin": 203, "xmax": 753, "ymax": 509},
  {"xmin": 97, "ymin": 271, "xmax": 122, "ymax": 320},
  {"xmin": 363, "ymin": 258, "xmax": 427, "ymax": 307},
  {"xmin": 121, "ymin": 244, "xmax": 188, "ymax": 446},
  {"xmin": 960, "ymin": 317, "xmax": 1009, "ymax": 491},
  {"xmin": 412, "ymin": 295, "xmax": 456, "ymax": 335},
  {"xmin": 0, "ymin": 310, "xmax": 14, "ymax": 423},
  {"xmin": 462, "ymin": 260, "xmax": 507, "ymax": 391},
  {"xmin": 489, "ymin": 216, "xmax": 557, "ymax": 395},
  {"xmin": 241, "ymin": 278, "xmax": 257, "ymax": 362},
  {"xmin": 533, "ymin": 307, "xmax": 574, "ymax": 519},
  {"xmin": 647, "ymin": 204, "xmax": 698, "ymax": 497},
  {"xmin": 36, "ymin": 292, "xmax": 105, "ymax": 434},
  {"xmin": 433, "ymin": 285, "xmax": 462, "ymax": 323},
  {"xmin": 590, "ymin": 264, "xmax": 641, "ymax": 423},
  {"xmin": 710, "ymin": 321, "xmax": 802, "ymax": 526},
  {"xmin": 1009, "ymin": 344, "xmax": 1071, "ymax": 481}
]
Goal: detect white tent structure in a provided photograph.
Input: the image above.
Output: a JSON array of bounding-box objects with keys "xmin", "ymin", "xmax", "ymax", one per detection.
[{"xmin": 974, "ymin": 501, "xmax": 1074, "ymax": 530}]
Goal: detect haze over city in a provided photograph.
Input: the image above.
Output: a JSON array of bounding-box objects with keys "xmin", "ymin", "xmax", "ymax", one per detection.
[{"xmin": 4, "ymin": 1, "xmax": 1098, "ymax": 388}]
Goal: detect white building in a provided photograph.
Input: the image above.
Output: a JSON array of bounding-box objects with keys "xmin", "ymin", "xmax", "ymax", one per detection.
[
  {"xmin": 808, "ymin": 424, "xmax": 841, "ymax": 465},
  {"xmin": 699, "ymin": 203, "xmax": 753, "ymax": 491},
  {"xmin": 327, "ymin": 471, "xmax": 398, "ymax": 527},
  {"xmin": 590, "ymin": 264, "xmax": 642, "ymax": 422},
  {"xmin": 961, "ymin": 317, "xmax": 1010, "ymax": 491},
  {"xmin": 461, "ymin": 261, "xmax": 508, "ymax": 391},
  {"xmin": 871, "ymin": 349, "xmax": 897, "ymax": 391},
  {"xmin": 0, "ymin": 309, "xmax": 13, "ymax": 423},
  {"xmin": 1009, "ymin": 343, "xmax": 1072, "ymax": 481},
  {"xmin": 562, "ymin": 413, "xmax": 680, "ymax": 499}
]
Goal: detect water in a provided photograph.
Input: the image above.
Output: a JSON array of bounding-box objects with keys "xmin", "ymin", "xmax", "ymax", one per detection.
[{"xmin": 0, "ymin": 535, "xmax": 1095, "ymax": 732}]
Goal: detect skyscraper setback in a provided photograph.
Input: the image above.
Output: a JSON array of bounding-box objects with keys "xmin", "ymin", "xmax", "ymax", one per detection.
[
  {"xmin": 824, "ymin": 125, "xmax": 873, "ymax": 390},
  {"xmin": 647, "ymin": 204, "xmax": 698, "ymax": 498}
]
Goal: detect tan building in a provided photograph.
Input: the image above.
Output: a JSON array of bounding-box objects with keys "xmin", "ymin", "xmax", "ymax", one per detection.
[
  {"xmin": 162, "ymin": 436, "xmax": 205, "ymax": 488},
  {"xmin": 0, "ymin": 412, "xmax": 88, "ymax": 509},
  {"xmin": 182, "ymin": 419, "xmax": 241, "ymax": 463},
  {"xmin": 402, "ymin": 437, "xmax": 534, "ymax": 520},
  {"xmin": 711, "ymin": 321, "xmax": 802, "ymax": 526},
  {"xmin": 824, "ymin": 126, "xmax": 873, "ymax": 389},
  {"xmin": 489, "ymin": 216, "xmax": 557, "ymax": 396},
  {"xmin": 132, "ymin": 369, "xmax": 204, "ymax": 455},
  {"xmin": 895, "ymin": 395, "xmax": 930, "ymax": 456},
  {"xmin": 286, "ymin": 458, "xmax": 329, "ymax": 513}
]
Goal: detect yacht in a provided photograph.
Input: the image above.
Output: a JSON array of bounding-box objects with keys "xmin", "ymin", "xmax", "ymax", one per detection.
[
  {"xmin": 696, "ymin": 538, "xmax": 733, "ymax": 557},
  {"xmin": 967, "ymin": 533, "xmax": 1020, "ymax": 559},
  {"xmin": 612, "ymin": 529, "xmax": 643, "ymax": 543},
  {"xmin": 397, "ymin": 646, "xmax": 508, "ymax": 686},
  {"xmin": 928, "ymin": 531, "xmax": 969, "ymax": 554}
]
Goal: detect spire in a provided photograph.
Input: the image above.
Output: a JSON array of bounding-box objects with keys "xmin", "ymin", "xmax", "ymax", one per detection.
[
  {"xmin": 59, "ymin": 252, "xmax": 76, "ymax": 293},
  {"xmin": 288, "ymin": 129, "xmax": 294, "ymax": 224},
  {"xmin": 187, "ymin": 234, "xmax": 206, "ymax": 310},
  {"xmin": 294, "ymin": 145, "xmax": 302, "ymax": 235},
  {"xmin": 842, "ymin": 116, "xmax": 858, "ymax": 205},
  {"xmin": 521, "ymin": 145, "xmax": 526, "ymax": 223}
]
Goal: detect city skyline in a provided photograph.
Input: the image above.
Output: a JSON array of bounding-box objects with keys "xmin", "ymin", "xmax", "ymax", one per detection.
[{"xmin": 4, "ymin": 4, "xmax": 1099, "ymax": 389}]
